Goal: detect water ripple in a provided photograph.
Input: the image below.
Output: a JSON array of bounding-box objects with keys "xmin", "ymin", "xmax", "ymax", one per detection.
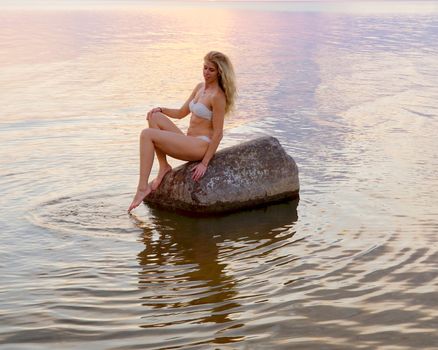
[{"xmin": 27, "ymin": 190, "xmax": 138, "ymax": 240}]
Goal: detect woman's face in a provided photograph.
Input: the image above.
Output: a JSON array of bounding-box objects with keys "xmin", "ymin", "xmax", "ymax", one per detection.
[{"xmin": 203, "ymin": 60, "xmax": 219, "ymax": 83}]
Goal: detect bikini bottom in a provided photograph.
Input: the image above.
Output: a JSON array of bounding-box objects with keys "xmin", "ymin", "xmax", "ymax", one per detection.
[{"xmin": 196, "ymin": 135, "xmax": 211, "ymax": 143}]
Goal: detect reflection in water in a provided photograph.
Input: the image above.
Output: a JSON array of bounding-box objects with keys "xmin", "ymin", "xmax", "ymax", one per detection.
[{"xmin": 135, "ymin": 200, "xmax": 299, "ymax": 329}]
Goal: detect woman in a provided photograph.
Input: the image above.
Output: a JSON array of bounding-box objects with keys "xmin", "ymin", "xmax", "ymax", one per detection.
[{"xmin": 128, "ymin": 51, "xmax": 237, "ymax": 213}]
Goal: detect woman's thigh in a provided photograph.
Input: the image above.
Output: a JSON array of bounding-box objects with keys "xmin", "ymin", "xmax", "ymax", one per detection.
[
  {"xmin": 149, "ymin": 112, "xmax": 184, "ymax": 135},
  {"xmin": 144, "ymin": 129, "xmax": 208, "ymax": 161}
]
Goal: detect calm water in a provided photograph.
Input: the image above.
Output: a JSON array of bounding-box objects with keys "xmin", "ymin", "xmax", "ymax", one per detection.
[{"xmin": 1, "ymin": 1, "xmax": 437, "ymax": 349}]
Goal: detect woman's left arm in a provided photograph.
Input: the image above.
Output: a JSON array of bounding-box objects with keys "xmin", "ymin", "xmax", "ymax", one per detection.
[{"xmin": 192, "ymin": 94, "xmax": 226, "ymax": 181}]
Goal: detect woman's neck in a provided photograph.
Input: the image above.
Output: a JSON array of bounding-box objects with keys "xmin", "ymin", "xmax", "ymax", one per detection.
[{"xmin": 204, "ymin": 81, "xmax": 218, "ymax": 91}]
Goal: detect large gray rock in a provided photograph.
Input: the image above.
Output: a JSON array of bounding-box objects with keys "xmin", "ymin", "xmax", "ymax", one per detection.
[{"xmin": 144, "ymin": 136, "xmax": 299, "ymax": 214}]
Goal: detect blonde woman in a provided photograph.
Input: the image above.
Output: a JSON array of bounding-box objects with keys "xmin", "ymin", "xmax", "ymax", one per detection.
[{"xmin": 128, "ymin": 51, "xmax": 237, "ymax": 213}]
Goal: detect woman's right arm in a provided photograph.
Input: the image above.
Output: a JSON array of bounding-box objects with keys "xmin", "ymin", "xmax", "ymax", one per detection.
[{"xmin": 151, "ymin": 83, "xmax": 202, "ymax": 120}]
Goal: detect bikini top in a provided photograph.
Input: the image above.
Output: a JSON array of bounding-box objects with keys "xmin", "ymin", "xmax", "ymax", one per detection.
[{"xmin": 189, "ymin": 99, "xmax": 213, "ymax": 121}]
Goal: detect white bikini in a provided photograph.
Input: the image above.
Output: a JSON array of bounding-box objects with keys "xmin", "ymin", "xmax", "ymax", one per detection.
[
  {"xmin": 196, "ymin": 135, "xmax": 211, "ymax": 143},
  {"xmin": 189, "ymin": 100, "xmax": 213, "ymax": 121},
  {"xmin": 189, "ymin": 99, "xmax": 213, "ymax": 143}
]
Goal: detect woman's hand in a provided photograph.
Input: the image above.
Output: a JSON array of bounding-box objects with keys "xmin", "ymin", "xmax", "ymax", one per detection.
[
  {"xmin": 146, "ymin": 107, "xmax": 162, "ymax": 120},
  {"xmin": 192, "ymin": 162, "xmax": 207, "ymax": 182}
]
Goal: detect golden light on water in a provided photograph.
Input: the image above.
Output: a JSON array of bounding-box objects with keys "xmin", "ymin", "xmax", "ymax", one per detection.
[{"xmin": 1, "ymin": 6, "xmax": 241, "ymax": 124}]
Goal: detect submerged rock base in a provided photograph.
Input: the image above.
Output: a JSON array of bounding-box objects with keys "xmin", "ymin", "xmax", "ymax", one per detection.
[{"xmin": 144, "ymin": 136, "xmax": 299, "ymax": 215}]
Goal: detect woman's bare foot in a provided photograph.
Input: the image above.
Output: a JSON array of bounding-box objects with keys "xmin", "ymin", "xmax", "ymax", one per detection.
[
  {"xmin": 128, "ymin": 185, "xmax": 152, "ymax": 213},
  {"xmin": 151, "ymin": 165, "xmax": 172, "ymax": 191}
]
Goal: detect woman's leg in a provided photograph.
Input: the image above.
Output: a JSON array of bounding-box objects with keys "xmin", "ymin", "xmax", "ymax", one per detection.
[
  {"xmin": 128, "ymin": 128, "xmax": 208, "ymax": 212},
  {"xmin": 128, "ymin": 130, "xmax": 155, "ymax": 213},
  {"xmin": 147, "ymin": 111, "xmax": 184, "ymax": 190}
]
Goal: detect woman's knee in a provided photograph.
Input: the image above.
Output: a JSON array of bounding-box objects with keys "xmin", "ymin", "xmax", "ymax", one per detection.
[
  {"xmin": 141, "ymin": 128, "xmax": 154, "ymax": 139},
  {"xmin": 141, "ymin": 127, "xmax": 165, "ymax": 142},
  {"xmin": 148, "ymin": 111, "xmax": 164, "ymax": 126}
]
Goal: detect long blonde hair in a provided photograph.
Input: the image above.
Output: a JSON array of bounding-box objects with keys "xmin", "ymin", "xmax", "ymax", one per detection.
[{"xmin": 204, "ymin": 51, "xmax": 237, "ymax": 115}]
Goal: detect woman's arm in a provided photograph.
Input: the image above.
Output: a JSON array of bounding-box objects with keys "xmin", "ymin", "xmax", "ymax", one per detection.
[
  {"xmin": 151, "ymin": 83, "xmax": 202, "ymax": 119},
  {"xmin": 192, "ymin": 93, "xmax": 226, "ymax": 181},
  {"xmin": 200, "ymin": 94, "xmax": 225, "ymax": 165}
]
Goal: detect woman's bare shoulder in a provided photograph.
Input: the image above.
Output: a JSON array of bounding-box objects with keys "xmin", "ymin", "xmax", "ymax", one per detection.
[
  {"xmin": 212, "ymin": 88, "xmax": 226, "ymax": 102},
  {"xmin": 211, "ymin": 89, "xmax": 226, "ymax": 112}
]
